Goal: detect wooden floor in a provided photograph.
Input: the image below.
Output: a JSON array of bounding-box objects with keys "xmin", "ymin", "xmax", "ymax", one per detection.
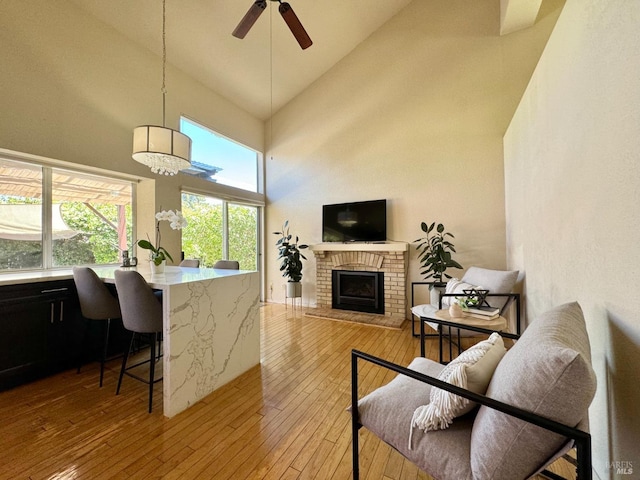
[{"xmin": 0, "ymin": 304, "xmax": 575, "ymax": 479}]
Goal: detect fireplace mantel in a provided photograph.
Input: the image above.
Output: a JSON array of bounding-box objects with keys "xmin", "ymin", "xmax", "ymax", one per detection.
[
  {"xmin": 309, "ymin": 241, "xmax": 408, "ymax": 253},
  {"xmin": 310, "ymin": 241, "xmax": 409, "ymax": 320}
]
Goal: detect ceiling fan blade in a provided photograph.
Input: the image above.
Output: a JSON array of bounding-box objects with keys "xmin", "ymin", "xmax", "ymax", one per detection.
[
  {"xmin": 232, "ymin": 0, "xmax": 267, "ymax": 39},
  {"xmin": 278, "ymin": 2, "xmax": 313, "ymax": 50}
]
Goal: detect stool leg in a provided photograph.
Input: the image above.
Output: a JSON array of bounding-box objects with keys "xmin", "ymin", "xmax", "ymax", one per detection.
[
  {"xmin": 148, "ymin": 333, "xmax": 157, "ymax": 413},
  {"xmin": 99, "ymin": 318, "xmax": 111, "ymax": 388},
  {"xmin": 116, "ymin": 332, "xmax": 135, "ymax": 395}
]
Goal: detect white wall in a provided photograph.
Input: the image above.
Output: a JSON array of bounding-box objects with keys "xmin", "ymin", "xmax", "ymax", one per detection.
[
  {"xmin": 0, "ymin": 0, "xmax": 264, "ymax": 261},
  {"xmin": 265, "ymin": 0, "xmax": 563, "ymax": 306},
  {"xmin": 504, "ymin": 1, "xmax": 640, "ymax": 477}
]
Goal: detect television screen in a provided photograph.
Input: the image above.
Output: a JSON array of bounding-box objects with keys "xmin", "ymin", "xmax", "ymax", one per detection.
[{"xmin": 322, "ymin": 199, "xmax": 387, "ymax": 242}]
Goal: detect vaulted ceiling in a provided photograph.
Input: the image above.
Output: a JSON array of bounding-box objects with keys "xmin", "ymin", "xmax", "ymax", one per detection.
[{"xmin": 68, "ymin": 0, "xmax": 542, "ymax": 120}]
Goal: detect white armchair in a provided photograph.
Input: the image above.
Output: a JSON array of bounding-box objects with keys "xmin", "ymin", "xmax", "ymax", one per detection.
[{"xmin": 352, "ymin": 302, "xmax": 595, "ymax": 480}]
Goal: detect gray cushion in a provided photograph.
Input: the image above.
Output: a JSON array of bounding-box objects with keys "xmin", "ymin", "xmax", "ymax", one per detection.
[
  {"xmin": 357, "ymin": 357, "xmax": 474, "ymax": 480},
  {"xmin": 213, "ymin": 260, "xmax": 240, "ymax": 269},
  {"xmin": 114, "ymin": 270, "xmax": 163, "ymax": 334},
  {"xmin": 461, "ymin": 267, "xmax": 519, "ymax": 310},
  {"xmin": 73, "ymin": 266, "xmax": 121, "ymax": 320},
  {"xmin": 470, "ymin": 302, "xmax": 596, "ymax": 479}
]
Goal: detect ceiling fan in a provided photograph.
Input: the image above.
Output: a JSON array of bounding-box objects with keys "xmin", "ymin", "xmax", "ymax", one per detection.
[{"xmin": 232, "ymin": 0, "xmax": 313, "ymax": 50}]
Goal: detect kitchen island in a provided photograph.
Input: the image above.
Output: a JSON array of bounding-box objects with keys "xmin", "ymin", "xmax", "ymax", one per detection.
[{"xmin": 0, "ymin": 265, "xmax": 260, "ymax": 417}]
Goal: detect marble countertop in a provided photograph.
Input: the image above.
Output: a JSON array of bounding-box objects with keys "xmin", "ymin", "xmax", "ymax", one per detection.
[{"xmin": 0, "ymin": 265, "xmax": 254, "ymax": 288}]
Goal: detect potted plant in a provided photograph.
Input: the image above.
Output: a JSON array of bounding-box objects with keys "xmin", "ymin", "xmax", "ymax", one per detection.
[
  {"xmin": 414, "ymin": 221, "xmax": 463, "ymax": 283},
  {"xmin": 138, "ymin": 209, "xmax": 187, "ymax": 273},
  {"xmin": 273, "ymin": 220, "xmax": 308, "ymax": 298}
]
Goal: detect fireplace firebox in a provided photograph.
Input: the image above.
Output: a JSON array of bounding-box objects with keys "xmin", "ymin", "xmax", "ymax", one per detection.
[{"xmin": 332, "ymin": 270, "xmax": 384, "ymax": 314}]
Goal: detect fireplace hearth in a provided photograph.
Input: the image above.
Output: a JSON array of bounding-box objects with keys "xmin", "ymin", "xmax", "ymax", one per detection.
[{"xmin": 332, "ymin": 270, "xmax": 384, "ymax": 314}]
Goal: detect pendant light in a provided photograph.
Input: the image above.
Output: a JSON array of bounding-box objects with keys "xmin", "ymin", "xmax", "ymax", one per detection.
[{"xmin": 132, "ymin": 0, "xmax": 191, "ymax": 176}]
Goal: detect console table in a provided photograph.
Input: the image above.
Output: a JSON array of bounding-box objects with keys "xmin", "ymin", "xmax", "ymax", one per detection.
[{"xmin": 419, "ymin": 309, "xmax": 518, "ymax": 364}]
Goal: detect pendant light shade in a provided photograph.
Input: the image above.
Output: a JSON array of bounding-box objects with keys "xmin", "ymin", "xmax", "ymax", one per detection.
[{"xmin": 132, "ymin": 125, "xmax": 192, "ymax": 176}]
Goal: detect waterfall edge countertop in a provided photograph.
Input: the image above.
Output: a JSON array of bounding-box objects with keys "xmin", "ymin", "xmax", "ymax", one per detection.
[{"xmin": 0, "ymin": 265, "xmax": 261, "ymax": 417}]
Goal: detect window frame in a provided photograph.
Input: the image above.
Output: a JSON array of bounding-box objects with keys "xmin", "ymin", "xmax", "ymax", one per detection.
[
  {"xmin": 0, "ymin": 149, "xmax": 137, "ymax": 272},
  {"xmin": 181, "ymin": 189, "xmax": 262, "ymax": 272},
  {"xmin": 179, "ymin": 116, "xmax": 264, "ymax": 195}
]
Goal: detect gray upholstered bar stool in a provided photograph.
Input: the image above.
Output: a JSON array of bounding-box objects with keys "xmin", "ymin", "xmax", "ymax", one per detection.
[
  {"xmin": 179, "ymin": 259, "xmax": 200, "ymax": 267},
  {"xmin": 213, "ymin": 260, "xmax": 239, "ymax": 269},
  {"xmin": 73, "ymin": 266, "xmax": 122, "ymax": 387},
  {"xmin": 114, "ymin": 269, "xmax": 163, "ymax": 413}
]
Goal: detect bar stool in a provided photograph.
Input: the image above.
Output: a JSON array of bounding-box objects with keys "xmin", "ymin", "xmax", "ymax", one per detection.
[
  {"xmin": 213, "ymin": 260, "xmax": 239, "ymax": 269},
  {"xmin": 73, "ymin": 266, "xmax": 122, "ymax": 387},
  {"xmin": 114, "ymin": 270, "xmax": 163, "ymax": 413},
  {"xmin": 179, "ymin": 259, "xmax": 200, "ymax": 267}
]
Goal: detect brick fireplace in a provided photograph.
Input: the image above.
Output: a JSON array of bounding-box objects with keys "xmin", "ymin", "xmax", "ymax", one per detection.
[{"xmin": 310, "ymin": 242, "xmax": 409, "ymax": 320}]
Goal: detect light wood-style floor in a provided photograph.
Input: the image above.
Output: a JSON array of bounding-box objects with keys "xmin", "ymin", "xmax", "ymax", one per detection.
[{"xmin": 0, "ymin": 304, "xmax": 574, "ymax": 479}]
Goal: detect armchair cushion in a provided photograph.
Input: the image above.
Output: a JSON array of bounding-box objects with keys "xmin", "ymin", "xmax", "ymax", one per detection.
[
  {"xmin": 357, "ymin": 357, "xmax": 475, "ymax": 480},
  {"xmin": 440, "ymin": 278, "xmax": 483, "ymax": 307},
  {"xmin": 411, "ymin": 332, "xmax": 506, "ymax": 431},
  {"xmin": 470, "ymin": 302, "xmax": 596, "ymax": 479},
  {"xmin": 461, "ymin": 267, "xmax": 518, "ymax": 310}
]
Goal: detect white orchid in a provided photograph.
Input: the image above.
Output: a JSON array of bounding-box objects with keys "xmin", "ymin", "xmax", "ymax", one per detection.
[
  {"xmin": 138, "ymin": 209, "xmax": 188, "ymax": 265},
  {"xmin": 155, "ymin": 209, "xmax": 187, "ymax": 229}
]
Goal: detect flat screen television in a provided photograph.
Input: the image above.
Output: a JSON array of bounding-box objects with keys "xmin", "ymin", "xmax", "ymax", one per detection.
[{"xmin": 322, "ymin": 199, "xmax": 387, "ymax": 242}]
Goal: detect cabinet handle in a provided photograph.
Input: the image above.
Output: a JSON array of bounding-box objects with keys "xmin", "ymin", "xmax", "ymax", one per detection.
[
  {"xmin": 50, "ymin": 302, "xmax": 55, "ymax": 324},
  {"xmin": 41, "ymin": 287, "xmax": 68, "ymax": 294},
  {"xmin": 60, "ymin": 300, "xmax": 64, "ymax": 322}
]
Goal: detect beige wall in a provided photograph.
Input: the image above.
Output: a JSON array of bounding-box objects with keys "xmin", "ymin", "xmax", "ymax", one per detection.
[
  {"xmin": 0, "ymin": 0, "xmax": 263, "ymax": 263},
  {"xmin": 265, "ymin": 0, "xmax": 563, "ymax": 305},
  {"xmin": 504, "ymin": 0, "xmax": 640, "ymax": 477}
]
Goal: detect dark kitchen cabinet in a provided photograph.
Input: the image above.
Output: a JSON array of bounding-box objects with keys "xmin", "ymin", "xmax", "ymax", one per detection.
[{"xmin": 0, "ymin": 279, "xmax": 83, "ymax": 390}]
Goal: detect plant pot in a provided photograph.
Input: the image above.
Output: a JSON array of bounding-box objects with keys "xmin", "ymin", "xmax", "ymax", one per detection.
[
  {"xmin": 150, "ymin": 259, "xmax": 166, "ymax": 275},
  {"xmin": 286, "ymin": 282, "xmax": 302, "ymax": 298}
]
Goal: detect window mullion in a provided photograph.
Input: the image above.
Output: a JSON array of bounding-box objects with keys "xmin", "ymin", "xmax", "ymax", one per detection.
[
  {"xmin": 42, "ymin": 167, "xmax": 53, "ymax": 269},
  {"xmin": 222, "ymin": 201, "xmax": 229, "ymax": 260}
]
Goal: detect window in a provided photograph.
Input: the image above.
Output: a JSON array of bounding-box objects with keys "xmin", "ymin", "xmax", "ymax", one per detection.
[
  {"xmin": 228, "ymin": 202, "xmax": 258, "ymax": 271},
  {"xmin": 181, "ymin": 192, "xmax": 258, "ymax": 270},
  {"xmin": 0, "ymin": 156, "xmax": 134, "ymax": 271},
  {"xmin": 0, "ymin": 159, "xmax": 43, "ymax": 269},
  {"xmin": 51, "ymin": 169, "xmax": 133, "ymax": 267},
  {"xmin": 180, "ymin": 117, "xmax": 259, "ymax": 193}
]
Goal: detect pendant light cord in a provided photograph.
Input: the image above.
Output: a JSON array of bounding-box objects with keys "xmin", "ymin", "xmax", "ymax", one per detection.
[
  {"xmin": 269, "ymin": 4, "xmax": 273, "ymax": 162},
  {"xmin": 161, "ymin": 0, "xmax": 167, "ymax": 128}
]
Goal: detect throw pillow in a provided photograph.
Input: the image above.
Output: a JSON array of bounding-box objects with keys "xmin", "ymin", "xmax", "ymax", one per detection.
[
  {"xmin": 440, "ymin": 278, "xmax": 485, "ymax": 307},
  {"xmin": 410, "ymin": 333, "xmax": 506, "ymax": 435}
]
